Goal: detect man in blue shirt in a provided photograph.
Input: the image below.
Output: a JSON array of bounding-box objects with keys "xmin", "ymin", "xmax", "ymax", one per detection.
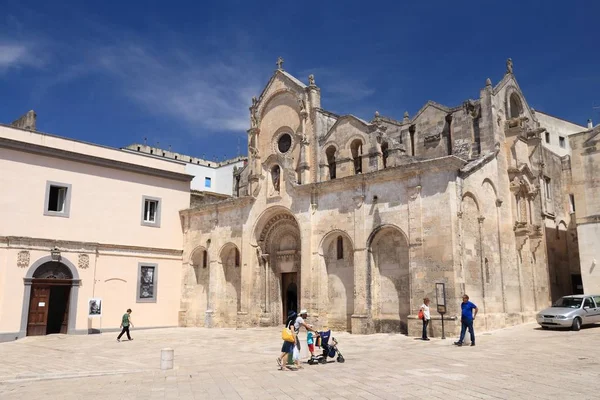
[{"xmin": 454, "ymin": 294, "xmax": 478, "ymax": 347}]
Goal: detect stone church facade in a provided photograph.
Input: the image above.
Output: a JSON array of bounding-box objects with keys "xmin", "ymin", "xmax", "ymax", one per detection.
[{"xmin": 179, "ymin": 58, "xmax": 582, "ymax": 337}]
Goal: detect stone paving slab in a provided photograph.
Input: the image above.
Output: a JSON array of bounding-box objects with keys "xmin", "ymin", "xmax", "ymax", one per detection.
[{"xmin": 0, "ymin": 323, "xmax": 599, "ymax": 399}]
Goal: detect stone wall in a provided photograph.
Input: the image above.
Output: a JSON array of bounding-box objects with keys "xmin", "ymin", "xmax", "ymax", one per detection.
[{"xmin": 569, "ymin": 127, "xmax": 600, "ymax": 294}]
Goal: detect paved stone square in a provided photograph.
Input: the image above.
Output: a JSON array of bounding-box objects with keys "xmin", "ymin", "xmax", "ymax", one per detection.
[{"xmin": 0, "ymin": 323, "xmax": 598, "ymax": 400}]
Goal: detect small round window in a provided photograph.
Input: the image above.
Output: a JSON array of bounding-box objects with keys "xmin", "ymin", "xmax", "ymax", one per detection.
[{"xmin": 278, "ymin": 133, "xmax": 292, "ymax": 153}]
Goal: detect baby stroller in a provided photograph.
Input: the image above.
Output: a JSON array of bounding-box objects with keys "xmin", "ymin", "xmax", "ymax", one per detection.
[{"xmin": 307, "ymin": 330, "xmax": 345, "ymax": 365}]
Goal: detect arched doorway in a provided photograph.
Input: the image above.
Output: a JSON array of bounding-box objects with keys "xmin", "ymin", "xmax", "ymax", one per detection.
[
  {"xmin": 255, "ymin": 210, "xmax": 301, "ymax": 325},
  {"xmin": 368, "ymin": 226, "xmax": 410, "ymax": 333},
  {"xmin": 284, "ymin": 280, "xmax": 298, "ymax": 319},
  {"xmin": 219, "ymin": 243, "xmax": 241, "ymax": 326},
  {"xmin": 319, "ymin": 231, "xmax": 354, "ymax": 332},
  {"xmin": 22, "ymin": 255, "xmax": 80, "ymax": 337}
]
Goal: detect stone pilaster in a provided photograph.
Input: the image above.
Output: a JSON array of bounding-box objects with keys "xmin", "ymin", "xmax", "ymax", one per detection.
[{"xmin": 351, "ymin": 194, "xmax": 372, "ymax": 334}]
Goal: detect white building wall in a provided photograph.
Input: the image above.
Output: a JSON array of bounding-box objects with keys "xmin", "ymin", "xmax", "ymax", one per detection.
[
  {"xmin": 535, "ymin": 111, "xmax": 585, "ymax": 157},
  {"xmin": 185, "ymin": 160, "xmax": 245, "ymax": 195}
]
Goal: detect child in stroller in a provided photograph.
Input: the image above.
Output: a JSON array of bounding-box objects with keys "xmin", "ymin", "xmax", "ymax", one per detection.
[{"xmin": 307, "ymin": 330, "xmax": 345, "ymax": 365}]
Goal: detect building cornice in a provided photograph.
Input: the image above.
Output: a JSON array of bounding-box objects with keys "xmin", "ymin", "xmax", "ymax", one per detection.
[
  {"xmin": 0, "ymin": 136, "xmax": 194, "ymax": 183},
  {"xmin": 0, "ymin": 236, "xmax": 183, "ymax": 258},
  {"xmin": 182, "ymin": 195, "xmax": 255, "ymax": 216},
  {"xmin": 294, "ymin": 155, "xmax": 466, "ymax": 194}
]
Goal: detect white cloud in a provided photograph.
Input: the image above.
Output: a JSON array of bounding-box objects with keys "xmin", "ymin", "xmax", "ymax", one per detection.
[
  {"xmin": 89, "ymin": 42, "xmax": 264, "ymax": 134},
  {"xmin": 0, "ymin": 44, "xmax": 30, "ymax": 69}
]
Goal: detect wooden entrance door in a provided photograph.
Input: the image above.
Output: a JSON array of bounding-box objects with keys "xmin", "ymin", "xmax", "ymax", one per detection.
[
  {"xmin": 27, "ymin": 284, "xmax": 50, "ymax": 336},
  {"xmin": 27, "ymin": 280, "xmax": 72, "ymax": 336}
]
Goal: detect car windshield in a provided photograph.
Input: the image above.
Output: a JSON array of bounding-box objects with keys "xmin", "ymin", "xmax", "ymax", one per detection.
[{"xmin": 552, "ymin": 297, "xmax": 583, "ymax": 308}]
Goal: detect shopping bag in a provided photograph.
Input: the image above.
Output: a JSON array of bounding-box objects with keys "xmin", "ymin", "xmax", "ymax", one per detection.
[
  {"xmin": 292, "ymin": 344, "xmax": 300, "ymax": 361},
  {"xmin": 282, "ymin": 327, "xmax": 295, "ymax": 343}
]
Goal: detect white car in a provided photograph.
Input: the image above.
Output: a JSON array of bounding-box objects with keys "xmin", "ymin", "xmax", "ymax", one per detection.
[{"xmin": 536, "ymin": 295, "xmax": 600, "ymax": 331}]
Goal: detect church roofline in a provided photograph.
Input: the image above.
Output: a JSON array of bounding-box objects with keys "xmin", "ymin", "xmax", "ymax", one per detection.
[
  {"xmin": 533, "ymin": 110, "xmax": 587, "ymax": 129},
  {"xmin": 256, "ymin": 69, "xmax": 308, "ymax": 106},
  {"xmin": 321, "ymin": 114, "xmax": 373, "ymax": 143},
  {"xmin": 294, "ymin": 155, "xmax": 466, "ymax": 194}
]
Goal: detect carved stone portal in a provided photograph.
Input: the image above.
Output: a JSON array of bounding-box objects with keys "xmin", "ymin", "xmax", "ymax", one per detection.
[{"xmin": 17, "ymin": 251, "xmax": 30, "ymax": 268}]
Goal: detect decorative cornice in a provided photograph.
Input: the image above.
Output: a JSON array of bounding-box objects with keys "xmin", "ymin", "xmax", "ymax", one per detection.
[
  {"xmin": 0, "ymin": 137, "xmax": 194, "ymax": 182},
  {"xmin": 0, "ymin": 236, "xmax": 182, "ymax": 257},
  {"xmin": 295, "ymin": 155, "xmax": 466, "ymax": 194},
  {"xmin": 182, "ymin": 196, "xmax": 255, "ymax": 216}
]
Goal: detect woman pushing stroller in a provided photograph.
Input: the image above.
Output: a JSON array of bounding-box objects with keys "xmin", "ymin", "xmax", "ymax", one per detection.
[{"xmin": 278, "ymin": 309, "xmax": 315, "ymax": 371}]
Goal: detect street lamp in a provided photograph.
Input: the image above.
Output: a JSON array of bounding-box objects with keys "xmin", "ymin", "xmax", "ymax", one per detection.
[
  {"xmin": 436, "ymin": 282, "xmax": 447, "ymax": 339},
  {"xmin": 50, "ymin": 246, "xmax": 61, "ymax": 262}
]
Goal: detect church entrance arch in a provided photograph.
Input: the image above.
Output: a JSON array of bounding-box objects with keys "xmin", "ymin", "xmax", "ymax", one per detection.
[
  {"xmin": 21, "ymin": 254, "xmax": 81, "ymax": 337},
  {"xmin": 255, "ymin": 209, "xmax": 301, "ymax": 325}
]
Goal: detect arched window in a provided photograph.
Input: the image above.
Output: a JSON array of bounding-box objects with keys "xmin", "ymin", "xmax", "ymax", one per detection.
[
  {"xmin": 271, "ymin": 165, "xmax": 281, "ymax": 192},
  {"xmin": 326, "ymin": 146, "xmax": 336, "ymax": 180},
  {"xmin": 381, "ymin": 141, "xmax": 389, "ymax": 168},
  {"xmin": 509, "ymin": 93, "xmax": 523, "ymax": 119},
  {"xmin": 336, "ymin": 236, "xmax": 344, "ymax": 260},
  {"xmin": 350, "ymin": 140, "xmax": 363, "ymax": 174}
]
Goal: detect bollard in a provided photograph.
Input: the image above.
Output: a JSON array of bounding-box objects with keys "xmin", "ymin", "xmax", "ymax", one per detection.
[{"xmin": 160, "ymin": 348, "xmax": 174, "ymax": 370}]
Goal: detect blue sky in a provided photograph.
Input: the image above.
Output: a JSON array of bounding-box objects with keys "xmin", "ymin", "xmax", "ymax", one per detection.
[{"xmin": 1, "ymin": 1, "xmax": 599, "ymax": 161}]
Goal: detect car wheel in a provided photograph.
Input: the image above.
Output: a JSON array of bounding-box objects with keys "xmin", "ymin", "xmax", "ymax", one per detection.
[{"xmin": 572, "ymin": 318, "xmax": 581, "ymax": 331}]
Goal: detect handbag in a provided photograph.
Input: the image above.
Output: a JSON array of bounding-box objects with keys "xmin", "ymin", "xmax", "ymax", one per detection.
[
  {"xmin": 418, "ymin": 310, "xmax": 424, "ymax": 320},
  {"xmin": 282, "ymin": 327, "xmax": 295, "ymax": 343}
]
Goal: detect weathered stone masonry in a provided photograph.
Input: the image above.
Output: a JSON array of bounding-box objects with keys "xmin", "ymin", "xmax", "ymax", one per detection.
[{"xmin": 179, "ymin": 58, "xmax": 580, "ymax": 337}]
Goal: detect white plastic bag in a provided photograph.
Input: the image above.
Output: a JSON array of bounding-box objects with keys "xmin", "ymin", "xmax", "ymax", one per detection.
[{"xmin": 292, "ymin": 344, "xmax": 300, "ymax": 361}]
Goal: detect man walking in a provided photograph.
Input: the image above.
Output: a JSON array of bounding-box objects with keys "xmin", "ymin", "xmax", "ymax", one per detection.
[
  {"xmin": 117, "ymin": 308, "xmax": 134, "ymax": 342},
  {"xmin": 292, "ymin": 309, "xmax": 315, "ymax": 369},
  {"xmin": 454, "ymin": 295, "xmax": 478, "ymax": 347}
]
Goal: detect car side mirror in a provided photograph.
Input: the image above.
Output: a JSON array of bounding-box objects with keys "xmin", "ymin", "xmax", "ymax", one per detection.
[{"xmin": 584, "ymin": 306, "xmax": 590, "ymax": 310}]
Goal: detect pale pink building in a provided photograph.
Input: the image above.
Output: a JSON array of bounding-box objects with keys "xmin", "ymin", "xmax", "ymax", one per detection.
[{"xmin": 0, "ymin": 111, "xmax": 192, "ymax": 341}]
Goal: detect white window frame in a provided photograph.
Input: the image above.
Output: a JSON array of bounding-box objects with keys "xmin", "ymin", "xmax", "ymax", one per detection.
[
  {"xmin": 141, "ymin": 195, "xmax": 161, "ymax": 227},
  {"xmin": 43, "ymin": 181, "xmax": 72, "ymax": 218}
]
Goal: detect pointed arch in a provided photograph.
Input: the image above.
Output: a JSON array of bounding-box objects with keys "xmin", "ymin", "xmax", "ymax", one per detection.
[
  {"xmin": 461, "ymin": 192, "xmax": 481, "ymax": 213},
  {"xmin": 481, "ymin": 178, "xmax": 498, "ymax": 198},
  {"xmin": 319, "ymin": 230, "xmax": 355, "ymax": 332},
  {"xmin": 367, "ymin": 224, "xmax": 410, "ymax": 333},
  {"xmin": 219, "ymin": 242, "xmax": 242, "ymax": 322}
]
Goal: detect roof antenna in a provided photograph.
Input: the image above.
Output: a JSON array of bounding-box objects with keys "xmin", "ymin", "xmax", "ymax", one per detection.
[{"xmin": 144, "ymin": 137, "xmax": 147, "ymax": 145}]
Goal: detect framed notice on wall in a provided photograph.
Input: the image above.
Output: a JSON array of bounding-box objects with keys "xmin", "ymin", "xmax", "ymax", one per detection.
[
  {"xmin": 435, "ymin": 283, "xmax": 446, "ymax": 314},
  {"xmin": 88, "ymin": 298, "xmax": 102, "ymax": 317}
]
